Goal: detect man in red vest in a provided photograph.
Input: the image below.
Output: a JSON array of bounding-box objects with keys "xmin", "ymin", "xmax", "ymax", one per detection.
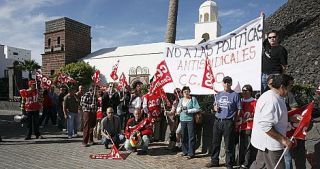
[{"xmin": 20, "ymin": 80, "xmax": 44, "ymax": 140}]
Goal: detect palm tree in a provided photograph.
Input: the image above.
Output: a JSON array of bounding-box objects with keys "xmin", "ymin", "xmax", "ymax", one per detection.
[
  {"xmin": 165, "ymin": 0, "xmax": 179, "ymax": 43},
  {"xmin": 16, "ymin": 59, "xmax": 41, "ymax": 80}
]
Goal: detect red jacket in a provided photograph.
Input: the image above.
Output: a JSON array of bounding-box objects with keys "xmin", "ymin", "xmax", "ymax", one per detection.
[{"xmin": 125, "ymin": 117, "xmax": 153, "ymax": 139}]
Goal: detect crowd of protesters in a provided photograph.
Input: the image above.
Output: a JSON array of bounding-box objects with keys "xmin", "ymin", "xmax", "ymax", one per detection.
[{"xmin": 14, "ymin": 30, "xmax": 320, "ymax": 169}]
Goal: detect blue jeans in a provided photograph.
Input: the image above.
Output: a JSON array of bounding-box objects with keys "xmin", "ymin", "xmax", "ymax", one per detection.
[
  {"xmin": 181, "ymin": 120, "xmax": 195, "ymax": 157},
  {"xmin": 66, "ymin": 112, "xmax": 79, "ymax": 137},
  {"xmin": 284, "ymin": 149, "xmax": 292, "ymax": 169},
  {"xmin": 261, "ymin": 73, "xmax": 270, "ymax": 93},
  {"xmin": 124, "ymin": 135, "xmax": 149, "ymax": 152}
]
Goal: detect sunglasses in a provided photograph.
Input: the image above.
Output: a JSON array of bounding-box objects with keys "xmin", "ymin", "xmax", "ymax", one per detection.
[{"xmin": 268, "ymin": 36, "xmax": 277, "ymax": 39}]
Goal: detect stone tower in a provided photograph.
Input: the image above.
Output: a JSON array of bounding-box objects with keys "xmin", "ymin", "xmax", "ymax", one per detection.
[
  {"xmin": 195, "ymin": 0, "xmax": 221, "ymax": 43},
  {"xmin": 42, "ymin": 17, "xmax": 91, "ymax": 76}
]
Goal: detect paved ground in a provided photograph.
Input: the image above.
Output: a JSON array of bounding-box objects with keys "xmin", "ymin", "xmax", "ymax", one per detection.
[{"xmin": 0, "ymin": 110, "xmax": 225, "ymax": 169}]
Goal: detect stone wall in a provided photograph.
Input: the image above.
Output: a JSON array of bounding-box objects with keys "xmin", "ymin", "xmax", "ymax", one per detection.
[{"xmin": 265, "ymin": 0, "xmax": 320, "ymax": 84}]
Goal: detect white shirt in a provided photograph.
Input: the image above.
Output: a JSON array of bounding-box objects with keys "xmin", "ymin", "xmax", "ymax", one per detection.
[
  {"xmin": 251, "ymin": 90, "xmax": 288, "ymax": 151},
  {"xmin": 129, "ymin": 96, "xmax": 142, "ymax": 114}
]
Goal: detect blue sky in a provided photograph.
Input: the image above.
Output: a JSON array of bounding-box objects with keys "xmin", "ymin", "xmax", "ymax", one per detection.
[{"xmin": 0, "ymin": 0, "xmax": 287, "ymax": 65}]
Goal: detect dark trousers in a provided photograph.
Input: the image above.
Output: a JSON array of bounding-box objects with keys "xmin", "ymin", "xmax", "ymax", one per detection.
[
  {"xmin": 239, "ymin": 130, "xmax": 257, "ymax": 168},
  {"xmin": 250, "ymin": 149, "xmax": 285, "ymax": 169},
  {"xmin": 83, "ymin": 111, "xmax": 96, "ymax": 144},
  {"xmin": 26, "ymin": 111, "xmax": 40, "ymax": 137},
  {"xmin": 39, "ymin": 107, "xmax": 52, "ymax": 126},
  {"xmin": 290, "ymin": 140, "xmax": 306, "ymax": 169},
  {"xmin": 181, "ymin": 120, "xmax": 195, "ymax": 157},
  {"xmin": 51, "ymin": 105, "xmax": 57, "ymax": 125},
  {"xmin": 211, "ymin": 119, "xmax": 236, "ymax": 168},
  {"xmin": 57, "ymin": 107, "xmax": 66, "ymax": 130}
]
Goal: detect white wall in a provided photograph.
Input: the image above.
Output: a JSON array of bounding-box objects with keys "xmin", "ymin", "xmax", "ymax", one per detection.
[{"xmin": 0, "ymin": 45, "xmax": 31, "ymax": 78}]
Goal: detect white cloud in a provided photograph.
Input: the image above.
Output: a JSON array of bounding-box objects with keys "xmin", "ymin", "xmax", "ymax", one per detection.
[
  {"xmin": 91, "ymin": 23, "xmax": 166, "ymax": 52},
  {"xmin": 219, "ymin": 9, "xmax": 245, "ymax": 18},
  {"xmin": 0, "ymin": 0, "xmax": 66, "ymax": 65}
]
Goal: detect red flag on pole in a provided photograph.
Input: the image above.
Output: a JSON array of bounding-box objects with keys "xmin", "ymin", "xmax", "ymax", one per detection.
[
  {"xmin": 154, "ymin": 87, "xmax": 171, "ymax": 107},
  {"xmin": 287, "ymin": 101, "xmax": 314, "ymax": 140},
  {"xmin": 201, "ymin": 56, "xmax": 215, "ymax": 90},
  {"xmin": 36, "ymin": 70, "xmax": 52, "ymax": 89},
  {"xmin": 149, "ymin": 60, "xmax": 173, "ymax": 93},
  {"xmin": 110, "ymin": 60, "xmax": 120, "ymax": 81},
  {"xmin": 118, "ymin": 72, "xmax": 128, "ymax": 90},
  {"xmin": 92, "ymin": 70, "xmax": 100, "ymax": 84}
]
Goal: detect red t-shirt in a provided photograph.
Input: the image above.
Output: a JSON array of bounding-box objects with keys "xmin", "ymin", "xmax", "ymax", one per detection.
[
  {"xmin": 144, "ymin": 93, "xmax": 161, "ymax": 118},
  {"xmin": 20, "ymin": 89, "xmax": 41, "ymax": 111}
]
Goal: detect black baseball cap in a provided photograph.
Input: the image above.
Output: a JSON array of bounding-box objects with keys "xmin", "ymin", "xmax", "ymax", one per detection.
[{"xmin": 223, "ymin": 76, "xmax": 232, "ymax": 84}]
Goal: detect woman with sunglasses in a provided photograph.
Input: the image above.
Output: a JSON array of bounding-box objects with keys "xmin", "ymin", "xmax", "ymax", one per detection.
[{"xmin": 237, "ymin": 84, "xmax": 257, "ymax": 169}]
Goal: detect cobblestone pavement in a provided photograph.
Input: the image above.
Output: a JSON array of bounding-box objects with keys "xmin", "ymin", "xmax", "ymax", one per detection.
[{"xmin": 0, "ymin": 110, "xmax": 225, "ymax": 169}]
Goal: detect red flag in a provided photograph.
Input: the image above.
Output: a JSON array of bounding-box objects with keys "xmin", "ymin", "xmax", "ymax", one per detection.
[
  {"xmin": 35, "ymin": 71, "xmax": 52, "ymax": 89},
  {"xmin": 287, "ymin": 102, "xmax": 314, "ymax": 140},
  {"xmin": 201, "ymin": 57, "xmax": 215, "ymax": 90},
  {"xmin": 118, "ymin": 72, "xmax": 128, "ymax": 90},
  {"xmin": 154, "ymin": 87, "xmax": 171, "ymax": 107},
  {"xmin": 89, "ymin": 145, "xmax": 126, "ymax": 160},
  {"xmin": 110, "ymin": 60, "xmax": 119, "ymax": 81},
  {"xmin": 92, "ymin": 70, "xmax": 100, "ymax": 84},
  {"xmin": 149, "ymin": 60, "xmax": 173, "ymax": 93},
  {"xmin": 55, "ymin": 73, "xmax": 76, "ymax": 85}
]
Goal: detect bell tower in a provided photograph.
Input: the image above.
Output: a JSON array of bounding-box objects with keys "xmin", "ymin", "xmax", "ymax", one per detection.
[
  {"xmin": 195, "ymin": 0, "xmax": 221, "ymax": 43},
  {"xmin": 42, "ymin": 17, "xmax": 91, "ymax": 76}
]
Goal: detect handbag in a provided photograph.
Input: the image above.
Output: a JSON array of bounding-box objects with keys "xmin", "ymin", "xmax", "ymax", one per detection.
[{"xmin": 194, "ymin": 111, "xmax": 203, "ymax": 124}]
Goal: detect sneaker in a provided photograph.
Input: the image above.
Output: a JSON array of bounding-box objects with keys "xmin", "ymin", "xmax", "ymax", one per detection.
[
  {"xmin": 240, "ymin": 165, "xmax": 248, "ymax": 169},
  {"xmin": 205, "ymin": 162, "xmax": 219, "ymax": 168},
  {"xmin": 72, "ymin": 134, "xmax": 78, "ymax": 138},
  {"xmin": 67, "ymin": 136, "xmax": 72, "ymax": 139}
]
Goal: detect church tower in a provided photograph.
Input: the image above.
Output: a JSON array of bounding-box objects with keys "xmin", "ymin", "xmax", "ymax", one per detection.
[
  {"xmin": 195, "ymin": 0, "xmax": 221, "ymax": 43},
  {"xmin": 42, "ymin": 17, "xmax": 91, "ymax": 76}
]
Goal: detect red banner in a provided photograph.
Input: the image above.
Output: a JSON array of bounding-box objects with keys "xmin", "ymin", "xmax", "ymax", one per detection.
[
  {"xmin": 201, "ymin": 56, "xmax": 215, "ymax": 90},
  {"xmin": 55, "ymin": 73, "xmax": 77, "ymax": 85},
  {"xmin": 287, "ymin": 102, "xmax": 314, "ymax": 140},
  {"xmin": 36, "ymin": 71, "xmax": 52, "ymax": 89},
  {"xmin": 118, "ymin": 72, "xmax": 128, "ymax": 90},
  {"xmin": 154, "ymin": 87, "xmax": 171, "ymax": 107},
  {"xmin": 110, "ymin": 60, "xmax": 119, "ymax": 81},
  {"xmin": 149, "ymin": 60, "xmax": 173, "ymax": 93},
  {"xmin": 92, "ymin": 70, "xmax": 100, "ymax": 84}
]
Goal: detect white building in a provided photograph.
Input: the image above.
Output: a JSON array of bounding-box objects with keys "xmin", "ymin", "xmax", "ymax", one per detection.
[
  {"xmin": 82, "ymin": 0, "xmax": 220, "ymax": 86},
  {"xmin": 0, "ymin": 44, "xmax": 31, "ymax": 78}
]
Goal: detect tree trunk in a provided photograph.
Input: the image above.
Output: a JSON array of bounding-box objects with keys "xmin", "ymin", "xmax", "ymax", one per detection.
[
  {"xmin": 28, "ymin": 71, "xmax": 32, "ymax": 80},
  {"xmin": 165, "ymin": 0, "xmax": 179, "ymax": 44}
]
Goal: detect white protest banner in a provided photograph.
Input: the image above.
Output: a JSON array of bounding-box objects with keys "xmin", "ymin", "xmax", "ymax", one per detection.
[{"xmin": 163, "ymin": 16, "xmax": 263, "ymax": 95}]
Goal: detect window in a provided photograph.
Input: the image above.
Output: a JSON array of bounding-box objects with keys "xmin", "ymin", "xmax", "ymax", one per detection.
[
  {"xmin": 200, "ymin": 14, "xmax": 202, "ymax": 22},
  {"xmin": 57, "ymin": 37, "xmax": 61, "ymax": 45},
  {"xmin": 204, "ymin": 13, "xmax": 209, "ymax": 22},
  {"xmin": 50, "ymin": 70, "xmax": 55, "ymax": 76},
  {"xmin": 48, "ymin": 38, "xmax": 51, "ymax": 46},
  {"xmin": 13, "ymin": 52, "xmax": 18, "ymax": 55}
]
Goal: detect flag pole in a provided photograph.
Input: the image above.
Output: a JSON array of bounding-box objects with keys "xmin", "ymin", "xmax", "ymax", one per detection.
[{"xmin": 274, "ymin": 137, "xmax": 293, "ymax": 169}]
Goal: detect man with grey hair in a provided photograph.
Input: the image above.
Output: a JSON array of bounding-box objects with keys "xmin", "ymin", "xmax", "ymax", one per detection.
[{"xmin": 250, "ymin": 74, "xmax": 293, "ymax": 169}]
